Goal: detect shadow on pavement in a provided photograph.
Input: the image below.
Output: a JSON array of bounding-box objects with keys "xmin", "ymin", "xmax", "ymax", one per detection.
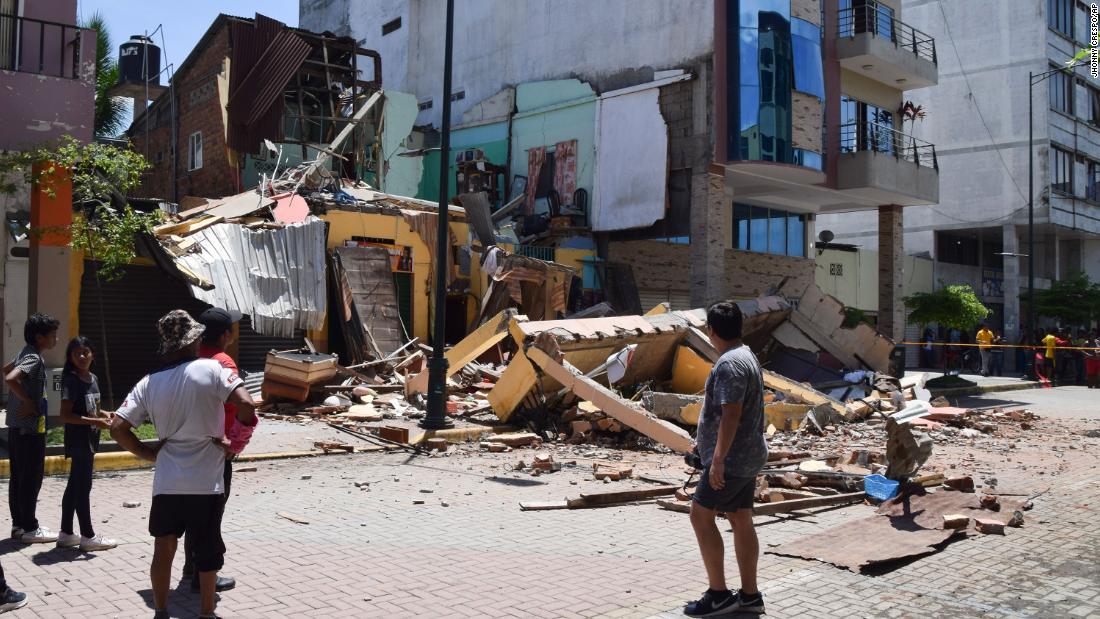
[
  {"xmin": 31, "ymin": 546, "xmax": 97, "ymax": 566},
  {"xmin": 137, "ymin": 585, "xmax": 221, "ymax": 618}
]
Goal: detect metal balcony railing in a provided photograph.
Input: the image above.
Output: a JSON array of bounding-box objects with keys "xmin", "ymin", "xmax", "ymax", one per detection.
[
  {"xmin": 839, "ymin": 121, "xmax": 938, "ymax": 170},
  {"xmin": 837, "ymin": 1, "xmax": 937, "ymax": 65},
  {"xmin": 0, "ymin": 12, "xmax": 84, "ymax": 79},
  {"xmin": 513, "ymin": 244, "xmax": 556, "ymax": 263}
]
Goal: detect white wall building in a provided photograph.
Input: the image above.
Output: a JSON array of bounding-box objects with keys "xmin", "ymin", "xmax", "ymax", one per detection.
[{"xmin": 819, "ymin": 0, "xmax": 1100, "ymax": 342}]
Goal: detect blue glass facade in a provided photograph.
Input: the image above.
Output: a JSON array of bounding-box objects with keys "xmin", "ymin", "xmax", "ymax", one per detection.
[{"xmin": 728, "ymin": 1, "xmax": 824, "ymax": 170}]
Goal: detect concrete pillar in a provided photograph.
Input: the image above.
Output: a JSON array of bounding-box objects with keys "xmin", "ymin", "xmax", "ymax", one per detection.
[
  {"xmin": 690, "ymin": 167, "xmax": 730, "ymax": 307},
  {"xmin": 28, "ymin": 163, "xmax": 76, "ymax": 368},
  {"xmin": 877, "ymin": 205, "xmax": 905, "ymax": 342},
  {"xmin": 1001, "ymin": 224, "xmax": 1020, "ymax": 343}
]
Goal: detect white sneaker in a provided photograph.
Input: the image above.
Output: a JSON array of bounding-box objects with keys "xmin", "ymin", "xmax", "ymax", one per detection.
[
  {"xmin": 56, "ymin": 531, "xmax": 81, "ymax": 548},
  {"xmin": 20, "ymin": 526, "xmax": 58, "ymax": 544},
  {"xmin": 9, "ymin": 527, "xmax": 22, "ymax": 540},
  {"xmin": 79, "ymin": 535, "xmax": 117, "ymax": 552}
]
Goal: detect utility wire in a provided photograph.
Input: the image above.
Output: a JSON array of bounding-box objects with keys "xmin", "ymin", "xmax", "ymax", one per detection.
[{"xmin": 933, "ymin": 0, "xmax": 1033, "ymax": 225}]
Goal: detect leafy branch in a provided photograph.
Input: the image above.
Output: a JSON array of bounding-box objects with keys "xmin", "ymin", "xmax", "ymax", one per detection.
[
  {"xmin": 0, "ymin": 135, "xmax": 157, "ymax": 281},
  {"xmin": 904, "ymin": 281, "xmax": 990, "ymax": 332}
]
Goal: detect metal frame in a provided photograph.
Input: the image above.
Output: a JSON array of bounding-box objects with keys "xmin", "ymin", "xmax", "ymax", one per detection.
[
  {"xmin": 838, "ymin": 120, "xmax": 938, "ymax": 170},
  {"xmin": 0, "ymin": 11, "xmax": 83, "ymax": 78},
  {"xmin": 836, "ymin": 0, "xmax": 937, "ymax": 65}
]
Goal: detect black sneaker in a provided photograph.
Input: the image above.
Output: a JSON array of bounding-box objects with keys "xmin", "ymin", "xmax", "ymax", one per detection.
[
  {"xmin": 729, "ymin": 590, "xmax": 765, "ymax": 614},
  {"xmin": 684, "ymin": 589, "xmax": 735, "ymax": 617},
  {"xmin": 0, "ymin": 587, "xmax": 28, "ymax": 613},
  {"xmin": 191, "ymin": 575, "xmax": 236, "ymax": 593}
]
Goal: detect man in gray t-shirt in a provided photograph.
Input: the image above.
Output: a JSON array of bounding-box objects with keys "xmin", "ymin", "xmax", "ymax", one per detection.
[{"xmin": 684, "ymin": 301, "xmax": 767, "ymax": 617}]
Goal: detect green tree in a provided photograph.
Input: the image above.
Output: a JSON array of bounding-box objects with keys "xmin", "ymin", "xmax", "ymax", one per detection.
[
  {"xmin": 0, "ymin": 136, "xmax": 157, "ymax": 280},
  {"xmin": 904, "ymin": 281, "xmax": 990, "ymax": 332},
  {"xmin": 82, "ymin": 12, "xmax": 128, "ymax": 138},
  {"xmin": 1025, "ymin": 271, "xmax": 1100, "ymax": 326}
]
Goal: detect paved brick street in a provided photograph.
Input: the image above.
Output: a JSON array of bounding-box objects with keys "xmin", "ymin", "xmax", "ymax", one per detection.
[{"xmin": 0, "ymin": 414, "xmax": 1097, "ymax": 619}]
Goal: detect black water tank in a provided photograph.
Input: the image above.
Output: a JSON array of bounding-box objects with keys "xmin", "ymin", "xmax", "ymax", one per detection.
[{"xmin": 117, "ymin": 35, "xmax": 160, "ymax": 85}]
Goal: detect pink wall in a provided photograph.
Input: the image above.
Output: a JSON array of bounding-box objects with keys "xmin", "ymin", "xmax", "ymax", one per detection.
[{"xmin": 0, "ymin": 1, "xmax": 94, "ymax": 149}]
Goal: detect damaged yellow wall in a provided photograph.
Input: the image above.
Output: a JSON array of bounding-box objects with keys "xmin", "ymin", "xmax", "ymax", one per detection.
[{"xmin": 321, "ymin": 210, "xmax": 475, "ymax": 343}]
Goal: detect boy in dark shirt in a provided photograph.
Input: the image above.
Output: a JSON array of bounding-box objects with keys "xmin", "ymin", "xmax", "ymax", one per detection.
[{"xmin": 4, "ymin": 313, "xmax": 59, "ymax": 545}]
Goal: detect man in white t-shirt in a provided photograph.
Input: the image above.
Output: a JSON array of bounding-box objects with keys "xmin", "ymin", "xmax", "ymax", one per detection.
[{"xmin": 111, "ymin": 310, "xmax": 257, "ymax": 619}]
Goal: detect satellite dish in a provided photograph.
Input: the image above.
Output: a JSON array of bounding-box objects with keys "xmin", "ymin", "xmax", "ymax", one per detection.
[{"xmin": 818, "ymin": 229, "xmax": 835, "ymax": 244}]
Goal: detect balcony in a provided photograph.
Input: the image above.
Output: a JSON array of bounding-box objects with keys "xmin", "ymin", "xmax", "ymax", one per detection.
[
  {"xmin": 835, "ymin": 121, "xmax": 939, "ymax": 206},
  {"xmin": 0, "ymin": 12, "xmax": 94, "ymax": 148},
  {"xmin": 836, "ymin": 1, "xmax": 938, "ymax": 90},
  {"xmin": 0, "ymin": 12, "xmax": 86, "ymax": 79}
]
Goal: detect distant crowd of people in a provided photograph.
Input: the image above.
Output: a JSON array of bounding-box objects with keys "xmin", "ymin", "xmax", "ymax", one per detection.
[{"xmin": 919, "ymin": 324, "xmax": 1100, "ymax": 387}]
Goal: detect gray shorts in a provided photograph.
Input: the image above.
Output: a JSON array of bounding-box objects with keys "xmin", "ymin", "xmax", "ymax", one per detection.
[{"xmin": 692, "ymin": 468, "xmax": 756, "ymax": 512}]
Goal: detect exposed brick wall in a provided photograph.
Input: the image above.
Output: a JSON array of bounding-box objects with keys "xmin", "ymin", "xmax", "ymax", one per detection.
[
  {"xmin": 791, "ymin": 91, "xmax": 823, "ymax": 154},
  {"xmin": 878, "ymin": 205, "xmax": 905, "ymax": 341},
  {"xmin": 792, "ymin": 0, "xmax": 822, "ymax": 24},
  {"xmin": 129, "ymin": 28, "xmax": 236, "ymax": 200},
  {"xmin": 609, "ymin": 239, "xmax": 814, "ymax": 304}
]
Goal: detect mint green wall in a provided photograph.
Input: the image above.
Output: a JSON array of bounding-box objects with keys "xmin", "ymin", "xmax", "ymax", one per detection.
[
  {"xmin": 510, "ymin": 80, "xmax": 596, "ymax": 213},
  {"xmin": 415, "ymin": 121, "xmax": 510, "ymax": 204}
]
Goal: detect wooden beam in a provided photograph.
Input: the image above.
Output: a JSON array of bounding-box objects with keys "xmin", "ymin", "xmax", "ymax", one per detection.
[
  {"xmin": 657, "ymin": 491, "xmax": 866, "ymax": 516},
  {"xmin": 488, "ymin": 350, "xmax": 538, "ymax": 422},
  {"xmin": 406, "ymin": 309, "xmax": 520, "ymax": 397},
  {"xmin": 526, "ymin": 347, "xmax": 694, "ymax": 453},
  {"xmin": 762, "ymin": 369, "xmax": 847, "ymax": 420},
  {"xmin": 576, "ymin": 485, "xmax": 679, "ymax": 506}
]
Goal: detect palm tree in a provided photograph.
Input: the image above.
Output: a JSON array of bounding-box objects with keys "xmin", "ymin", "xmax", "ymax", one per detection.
[{"xmin": 81, "ymin": 12, "xmax": 127, "ymax": 138}]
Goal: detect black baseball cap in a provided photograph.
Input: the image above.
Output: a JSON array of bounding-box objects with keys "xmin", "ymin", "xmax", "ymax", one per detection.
[{"xmin": 197, "ymin": 307, "xmax": 242, "ymax": 339}]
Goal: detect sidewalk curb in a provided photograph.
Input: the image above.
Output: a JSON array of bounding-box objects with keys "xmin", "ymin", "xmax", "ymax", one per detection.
[
  {"xmin": 411, "ymin": 425, "xmax": 516, "ymax": 445},
  {"xmin": 929, "ymin": 381, "xmax": 1042, "ymax": 398},
  {"xmin": 0, "ymin": 445, "xmax": 391, "ymax": 481}
]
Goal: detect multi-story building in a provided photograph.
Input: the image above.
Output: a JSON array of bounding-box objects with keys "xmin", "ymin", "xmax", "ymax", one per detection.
[
  {"xmin": 300, "ymin": 0, "xmax": 939, "ymax": 343},
  {"xmin": 821, "ymin": 0, "xmax": 1100, "ymax": 348},
  {"xmin": 126, "ymin": 13, "xmax": 381, "ymax": 201},
  {"xmin": 0, "ymin": 1, "xmax": 96, "ymax": 368}
]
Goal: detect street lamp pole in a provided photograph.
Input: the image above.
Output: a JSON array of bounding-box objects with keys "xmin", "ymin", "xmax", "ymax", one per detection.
[
  {"xmin": 422, "ymin": 0, "xmax": 456, "ymax": 430},
  {"xmin": 1025, "ymin": 60, "xmax": 1085, "ymax": 378}
]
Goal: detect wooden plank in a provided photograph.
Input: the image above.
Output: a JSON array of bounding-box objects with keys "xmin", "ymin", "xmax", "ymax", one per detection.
[
  {"xmin": 335, "ymin": 246, "xmax": 406, "ymax": 357},
  {"xmin": 762, "ymin": 369, "xmax": 847, "ymax": 420},
  {"xmin": 154, "ymin": 215, "xmax": 224, "ymax": 238},
  {"xmin": 406, "ymin": 309, "xmax": 519, "ymax": 397},
  {"xmin": 751, "ymin": 491, "xmax": 866, "ymax": 516},
  {"xmin": 519, "ymin": 500, "xmax": 570, "ymax": 511},
  {"xmin": 577, "ymin": 485, "xmax": 679, "ymax": 506},
  {"xmin": 526, "ymin": 347, "xmax": 694, "ymax": 453},
  {"xmin": 203, "ymin": 192, "xmax": 276, "ymax": 221},
  {"xmin": 488, "ymin": 350, "xmax": 538, "ymax": 422},
  {"xmin": 658, "ymin": 491, "xmax": 866, "ymax": 516}
]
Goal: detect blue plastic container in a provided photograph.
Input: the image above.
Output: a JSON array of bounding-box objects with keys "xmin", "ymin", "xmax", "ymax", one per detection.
[{"xmin": 863, "ymin": 474, "xmax": 900, "ymax": 501}]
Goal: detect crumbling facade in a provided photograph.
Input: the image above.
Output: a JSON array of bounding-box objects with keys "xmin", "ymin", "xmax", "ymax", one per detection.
[{"xmin": 299, "ymin": 0, "xmax": 940, "ymax": 339}]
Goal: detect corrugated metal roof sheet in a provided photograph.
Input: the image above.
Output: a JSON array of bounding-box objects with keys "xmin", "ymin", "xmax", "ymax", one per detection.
[
  {"xmin": 226, "ymin": 15, "xmax": 311, "ymax": 153},
  {"xmin": 176, "ymin": 217, "xmax": 327, "ymax": 338}
]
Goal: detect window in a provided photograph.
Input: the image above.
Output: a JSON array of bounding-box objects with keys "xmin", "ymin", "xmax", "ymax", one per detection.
[
  {"xmin": 382, "ymin": 17, "xmax": 401, "ymax": 35},
  {"xmin": 733, "ymin": 203, "xmax": 806, "ymax": 257},
  {"xmin": 1049, "ymin": 66, "xmax": 1073, "ymax": 114},
  {"xmin": 1051, "ymin": 146, "xmax": 1074, "ymax": 195},
  {"xmin": 1049, "ymin": 0, "xmax": 1073, "ymax": 36},
  {"xmin": 1088, "ymin": 84, "xmax": 1100, "ymax": 127},
  {"xmin": 1088, "ymin": 160, "xmax": 1100, "ymax": 201},
  {"xmin": 187, "ymin": 132, "xmax": 202, "ymax": 171},
  {"xmin": 840, "ymin": 95, "xmax": 894, "ymax": 153},
  {"xmin": 937, "ymin": 232, "xmax": 979, "ymax": 266}
]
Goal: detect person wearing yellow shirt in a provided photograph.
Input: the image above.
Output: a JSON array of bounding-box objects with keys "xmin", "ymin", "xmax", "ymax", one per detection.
[
  {"xmin": 975, "ymin": 324, "xmax": 994, "ymax": 376},
  {"xmin": 1041, "ymin": 330, "xmax": 1058, "ymax": 383}
]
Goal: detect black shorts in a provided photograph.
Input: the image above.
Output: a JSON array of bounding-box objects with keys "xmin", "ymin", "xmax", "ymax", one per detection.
[
  {"xmin": 149, "ymin": 494, "xmax": 226, "ymax": 572},
  {"xmin": 692, "ymin": 469, "xmax": 756, "ymax": 512}
]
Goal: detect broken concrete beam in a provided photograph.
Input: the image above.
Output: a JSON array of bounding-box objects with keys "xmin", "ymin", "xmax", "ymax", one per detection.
[
  {"xmin": 974, "ymin": 519, "xmax": 1006, "ymax": 535},
  {"xmin": 942, "ymin": 514, "xmax": 970, "ymax": 530},
  {"xmin": 488, "ymin": 348, "xmax": 538, "ymax": 422},
  {"xmin": 762, "ymin": 370, "xmax": 848, "ymax": 421},
  {"xmin": 944, "ymin": 476, "xmax": 975, "ymax": 492},
  {"xmin": 407, "ymin": 309, "xmax": 520, "ymax": 397},
  {"xmin": 487, "ymin": 432, "xmax": 540, "ymax": 447},
  {"xmin": 526, "ymin": 347, "xmax": 694, "ymax": 453},
  {"xmin": 643, "ymin": 392, "xmax": 704, "ymax": 425},
  {"xmin": 593, "ymin": 464, "xmax": 633, "ymax": 481}
]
